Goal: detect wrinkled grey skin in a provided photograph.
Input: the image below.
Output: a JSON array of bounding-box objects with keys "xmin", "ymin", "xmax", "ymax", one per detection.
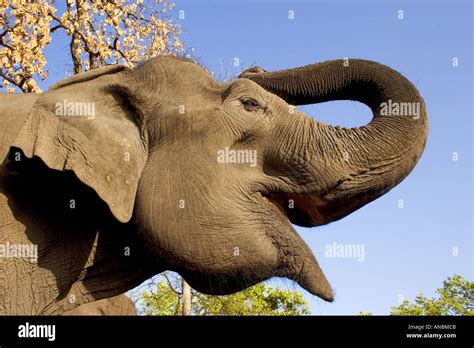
[
  {"xmin": 63, "ymin": 295, "xmax": 136, "ymax": 315},
  {"xmin": 0, "ymin": 56, "xmax": 428, "ymax": 314}
]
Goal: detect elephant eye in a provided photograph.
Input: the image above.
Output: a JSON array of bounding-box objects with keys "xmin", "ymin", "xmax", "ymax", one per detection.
[{"xmin": 240, "ymin": 97, "xmax": 261, "ymax": 111}]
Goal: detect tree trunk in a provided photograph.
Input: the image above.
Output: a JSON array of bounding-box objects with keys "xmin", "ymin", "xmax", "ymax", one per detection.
[{"xmin": 182, "ymin": 277, "xmax": 191, "ymax": 316}]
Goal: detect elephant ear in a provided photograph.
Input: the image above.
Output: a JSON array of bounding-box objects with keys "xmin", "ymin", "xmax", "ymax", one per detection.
[
  {"xmin": 11, "ymin": 65, "xmax": 147, "ymax": 223},
  {"xmin": 49, "ymin": 65, "xmax": 128, "ymax": 90}
]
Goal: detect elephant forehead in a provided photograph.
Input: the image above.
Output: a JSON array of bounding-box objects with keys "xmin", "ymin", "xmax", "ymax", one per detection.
[{"xmin": 136, "ymin": 55, "xmax": 220, "ymax": 90}]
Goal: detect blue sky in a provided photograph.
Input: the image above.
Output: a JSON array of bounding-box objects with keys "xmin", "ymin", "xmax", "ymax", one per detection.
[{"xmin": 40, "ymin": 0, "xmax": 473, "ymax": 314}]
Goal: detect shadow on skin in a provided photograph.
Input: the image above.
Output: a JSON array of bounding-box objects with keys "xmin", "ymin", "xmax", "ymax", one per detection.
[{"xmin": 1, "ymin": 150, "xmax": 162, "ymax": 314}]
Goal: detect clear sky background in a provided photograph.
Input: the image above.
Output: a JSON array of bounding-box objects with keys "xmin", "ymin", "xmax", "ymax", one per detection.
[{"xmin": 40, "ymin": 0, "xmax": 473, "ymax": 315}]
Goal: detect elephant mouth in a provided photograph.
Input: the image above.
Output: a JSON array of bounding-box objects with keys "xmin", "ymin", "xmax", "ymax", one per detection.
[
  {"xmin": 262, "ymin": 192, "xmax": 330, "ymax": 227},
  {"xmin": 262, "ymin": 184, "xmax": 371, "ymax": 228}
]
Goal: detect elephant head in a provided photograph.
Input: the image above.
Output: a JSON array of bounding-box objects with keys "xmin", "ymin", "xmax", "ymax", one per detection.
[{"xmin": 11, "ymin": 56, "xmax": 427, "ymax": 302}]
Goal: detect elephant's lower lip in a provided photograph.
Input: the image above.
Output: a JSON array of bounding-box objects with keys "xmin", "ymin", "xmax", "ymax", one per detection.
[{"xmin": 261, "ymin": 193, "xmax": 335, "ymax": 302}]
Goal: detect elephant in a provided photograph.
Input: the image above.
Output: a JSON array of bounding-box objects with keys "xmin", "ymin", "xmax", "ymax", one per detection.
[
  {"xmin": 0, "ymin": 56, "xmax": 428, "ymax": 314},
  {"xmin": 62, "ymin": 294, "xmax": 136, "ymax": 315}
]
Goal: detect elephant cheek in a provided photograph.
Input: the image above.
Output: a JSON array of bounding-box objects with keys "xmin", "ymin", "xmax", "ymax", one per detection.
[{"xmin": 134, "ymin": 190, "xmax": 280, "ymax": 284}]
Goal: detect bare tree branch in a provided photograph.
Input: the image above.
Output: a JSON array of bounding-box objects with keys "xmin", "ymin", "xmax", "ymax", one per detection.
[
  {"xmin": 163, "ymin": 273, "xmax": 181, "ymax": 296},
  {"xmin": 0, "ymin": 71, "xmax": 17, "ymax": 86},
  {"xmin": 0, "ymin": 71, "xmax": 29, "ymax": 93},
  {"xmin": 50, "ymin": 24, "xmax": 63, "ymax": 33}
]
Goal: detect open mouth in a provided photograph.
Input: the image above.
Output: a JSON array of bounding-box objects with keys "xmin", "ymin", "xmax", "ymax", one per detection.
[{"xmin": 262, "ymin": 192, "xmax": 328, "ymax": 227}]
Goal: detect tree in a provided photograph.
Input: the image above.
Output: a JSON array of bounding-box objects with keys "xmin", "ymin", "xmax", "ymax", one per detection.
[
  {"xmin": 0, "ymin": 0, "xmax": 182, "ymax": 93},
  {"xmin": 133, "ymin": 272, "xmax": 311, "ymax": 316},
  {"xmin": 358, "ymin": 275, "xmax": 473, "ymax": 316},
  {"xmin": 390, "ymin": 275, "xmax": 473, "ymax": 316}
]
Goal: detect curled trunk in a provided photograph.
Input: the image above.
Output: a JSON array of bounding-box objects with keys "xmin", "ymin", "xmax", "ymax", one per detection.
[{"xmin": 241, "ymin": 59, "xmax": 428, "ymax": 223}]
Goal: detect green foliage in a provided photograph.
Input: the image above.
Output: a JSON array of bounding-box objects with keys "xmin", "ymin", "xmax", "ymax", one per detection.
[
  {"xmin": 390, "ymin": 275, "xmax": 473, "ymax": 316},
  {"xmin": 358, "ymin": 311, "xmax": 373, "ymax": 316},
  {"xmin": 136, "ymin": 272, "xmax": 310, "ymax": 316},
  {"xmin": 140, "ymin": 280, "xmax": 183, "ymax": 316}
]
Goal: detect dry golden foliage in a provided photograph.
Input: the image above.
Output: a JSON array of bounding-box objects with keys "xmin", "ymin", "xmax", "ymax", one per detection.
[{"xmin": 0, "ymin": 0, "xmax": 182, "ymax": 93}]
